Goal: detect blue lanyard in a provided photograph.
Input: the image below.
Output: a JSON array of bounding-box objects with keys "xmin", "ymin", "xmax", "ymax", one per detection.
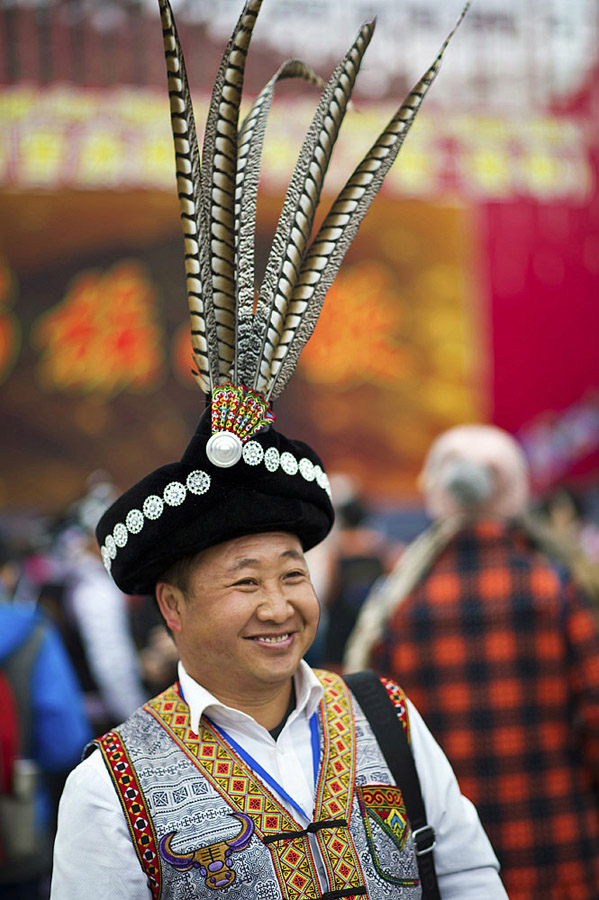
[
  {"xmin": 177, "ymin": 681, "xmax": 321, "ymax": 820},
  {"xmin": 208, "ymin": 713, "xmax": 320, "ymax": 822}
]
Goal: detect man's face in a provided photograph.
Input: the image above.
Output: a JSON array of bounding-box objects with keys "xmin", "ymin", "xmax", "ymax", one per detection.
[{"xmin": 157, "ymin": 532, "xmax": 320, "ymax": 703}]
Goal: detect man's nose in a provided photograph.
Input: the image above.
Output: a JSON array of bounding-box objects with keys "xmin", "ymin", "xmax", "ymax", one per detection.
[{"xmin": 255, "ymin": 586, "xmax": 292, "ymax": 621}]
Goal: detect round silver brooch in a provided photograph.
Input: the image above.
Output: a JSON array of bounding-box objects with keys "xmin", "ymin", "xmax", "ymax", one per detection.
[
  {"xmin": 280, "ymin": 452, "xmax": 298, "ymax": 476},
  {"xmin": 164, "ymin": 481, "xmax": 186, "ymax": 506},
  {"xmin": 143, "ymin": 495, "xmax": 164, "ymax": 520},
  {"xmin": 242, "ymin": 440, "xmax": 264, "ymax": 466},
  {"xmin": 186, "ymin": 470, "xmax": 211, "ymax": 495},
  {"xmin": 126, "ymin": 509, "xmax": 144, "ymax": 534},
  {"xmin": 113, "ymin": 523, "xmax": 128, "ymax": 548},
  {"xmin": 299, "ymin": 458, "xmax": 315, "ymax": 482},
  {"xmin": 206, "ymin": 431, "xmax": 243, "ymax": 468},
  {"xmin": 101, "ymin": 547, "xmax": 112, "ymax": 571},
  {"xmin": 264, "ymin": 447, "xmax": 280, "ymax": 472}
]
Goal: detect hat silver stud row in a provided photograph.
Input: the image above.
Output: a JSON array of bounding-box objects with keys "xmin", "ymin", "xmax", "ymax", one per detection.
[{"xmin": 100, "ymin": 448, "xmax": 331, "ymax": 574}]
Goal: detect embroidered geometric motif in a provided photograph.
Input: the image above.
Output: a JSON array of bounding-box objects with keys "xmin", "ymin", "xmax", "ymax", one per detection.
[
  {"xmin": 359, "ymin": 785, "xmax": 409, "ymax": 847},
  {"xmin": 312, "ymin": 671, "xmax": 365, "ymax": 897},
  {"xmin": 146, "ymin": 688, "xmax": 290, "ymax": 837},
  {"xmin": 256, "ymin": 880, "xmax": 282, "ymax": 900},
  {"xmin": 98, "ymin": 730, "xmax": 162, "ymax": 900},
  {"xmin": 277, "ymin": 839, "xmax": 316, "ymax": 898},
  {"xmin": 172, "ymin": 786, "xmax": 188, "ymax": 804},
  {"xmin": 380, "ymin": 677, "xmax": 410, "ymax": 741},
  {"xmin": 229, "ymin": 776, "xmax": 250, "ymax": 795},
  {"xmin": 146, "ymin": 687, "xmax": 319, "ymax": 900},
  {"xmin": 146, "ymin": 677, "xmax": 367, "ymax": 900},
  {"xmin": 356, "ymin": 784, "xmax": 419, "ymax": 888}
]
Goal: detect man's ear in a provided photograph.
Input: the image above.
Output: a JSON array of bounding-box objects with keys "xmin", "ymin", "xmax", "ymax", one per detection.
[{"xmin": 156, "ymin": 582, "xmax": 185, "ymax": 634}]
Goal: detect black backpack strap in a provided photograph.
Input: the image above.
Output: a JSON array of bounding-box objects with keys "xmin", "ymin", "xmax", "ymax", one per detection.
[{"xmin": 343, "ymin": 669, "xmax": 441, "ymax": 900}]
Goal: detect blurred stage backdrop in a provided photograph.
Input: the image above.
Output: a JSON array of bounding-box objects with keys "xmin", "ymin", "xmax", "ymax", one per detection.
[{"xmin": 0, "ymin": 0, "xmax": 598, "ymax": 515}]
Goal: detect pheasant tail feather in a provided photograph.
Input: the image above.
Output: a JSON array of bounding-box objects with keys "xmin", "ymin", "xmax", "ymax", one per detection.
[
  {"xmin": 251, "ymin": 21, "xmax": 376, "ymax": 396},
  {"xmin": 158, "ymin": 0, "xmax": 213, "ymax": 392},
  {"xmin": 266, "ymin": 1, "xmax": 471, "ymax": 400},
  {"xmin": 201, "ymin": 0, "xmax": 264, "ymax": 385},
  {"xmin": 235, "ymin": 59, "xmax": 326, "ymax": 388}
]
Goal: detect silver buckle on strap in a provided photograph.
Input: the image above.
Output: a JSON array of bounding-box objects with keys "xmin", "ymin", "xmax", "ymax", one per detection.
[{"xmin": 412, "ymin": 825, "xmax": 436, "ymax": 857}]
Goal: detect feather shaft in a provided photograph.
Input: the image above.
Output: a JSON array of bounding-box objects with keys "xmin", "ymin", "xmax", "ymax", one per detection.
[
  {"xmin": 158, "ymin": 0, "xmax": 213, "ymax": 392},
  {"xmin": 201, "ymin": 0, "xmax": 263, "ymax": 384}
]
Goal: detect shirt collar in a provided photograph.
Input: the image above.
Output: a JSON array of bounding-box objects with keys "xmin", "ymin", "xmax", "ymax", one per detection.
[{"xmin": 178, "ymin": 659, "xmax": 324, "ymax": 736}]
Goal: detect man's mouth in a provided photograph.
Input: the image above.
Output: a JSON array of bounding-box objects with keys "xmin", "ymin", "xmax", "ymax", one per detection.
[{"xmin": 248, "ymin": 633, "xmax": 292, "ymax": 643}]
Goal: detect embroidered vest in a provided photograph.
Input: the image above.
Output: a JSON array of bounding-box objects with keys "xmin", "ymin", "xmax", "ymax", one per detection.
[{"xmin": 94, "ymin": 670, "xmax": 421, "ymax": 900}]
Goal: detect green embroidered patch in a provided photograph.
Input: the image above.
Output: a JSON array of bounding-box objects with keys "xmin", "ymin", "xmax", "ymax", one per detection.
[{"xmin": 357, "ymin": 784, "xmax": 419, "ymax": 887}]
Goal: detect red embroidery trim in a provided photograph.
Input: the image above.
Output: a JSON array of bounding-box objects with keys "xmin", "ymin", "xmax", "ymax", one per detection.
[
  {"xmin": 98, "ymin": 731, "xmax": 162, "ymax": 900},
  {"xmin": 380, "ymin": 677, "xmax": 411, "ymax": 743}
]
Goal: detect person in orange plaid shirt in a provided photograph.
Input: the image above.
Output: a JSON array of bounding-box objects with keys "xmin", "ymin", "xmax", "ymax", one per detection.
[{"xmin": 345, "ymin": 424, "xmax": 599, "ymax": 900}]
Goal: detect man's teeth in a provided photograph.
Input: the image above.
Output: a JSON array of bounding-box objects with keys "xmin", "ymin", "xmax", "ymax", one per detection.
[{"xmin": 256, "ymin": 634, "xmax": 289, "ymax": 643}]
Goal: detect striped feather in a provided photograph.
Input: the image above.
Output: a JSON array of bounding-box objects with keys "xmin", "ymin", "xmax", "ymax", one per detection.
[
  {"xmin": 235, "ymin": 59, "xmax": 326, "ymax": 389},
  {"xmin": 201, "ymin": 0, "xmax": 263, "ymax": 385},
  {"xmin": 265, "ymin": 1, "xmax": 471, "ymax": 400},
  {"xmin": 250, "ymin": 21, "xmax": 376, "ymax": 395},
  {"xmin": 158, "ymin": 0, "xmax": 213, "ymax": 392}
]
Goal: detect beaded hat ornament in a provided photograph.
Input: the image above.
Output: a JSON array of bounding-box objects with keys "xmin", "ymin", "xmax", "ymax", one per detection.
[{"xmin": 96, "ymin": 0, "xmax": 469, "ymax": 595}]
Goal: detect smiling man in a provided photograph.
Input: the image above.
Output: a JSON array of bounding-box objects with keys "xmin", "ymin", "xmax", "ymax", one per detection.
[
  {"xmin": 156, "ymin": 533, "xmax": 320, "ymax": 727},
  {"xmin": 50, "ymin": 410, "xmax": 509, "ymax": 899},
  {"xmin": 50, "ymin": 0, "xmax": 508, "ymax": 897}
]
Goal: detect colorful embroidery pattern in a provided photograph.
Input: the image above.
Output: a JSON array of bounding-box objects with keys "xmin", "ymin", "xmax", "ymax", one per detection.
[
  {"xmin": 211, "ymin": 384, "xmax": 275, "ymax": 442},
  {"xmin": 381, "ymin": 677, "xmax": 410, "ymax": 742},
  {"xmin": 145, "ymin": 673, "xmax": 367, "ymax": 900},
  {"xmin": 357, "ymin": 785, "xmax": 418, "ymax": 888},
  {"xmin": 359, "ymin": 785, "xmax": 409, "ymax": 847},
  {"xmin": 312, "ymin": 671, "xmax": 364, "ymax": 896},
  {"xmin": 98, "ymin": 731, "xmax": 162, "ymax": 900},
  {"xmin": 146, "ymin": 688, "xmax": 320, "ymax": 900},
  {"xmin": 159, "ymin": 811, "xmax": 254, "ymax": 891}
]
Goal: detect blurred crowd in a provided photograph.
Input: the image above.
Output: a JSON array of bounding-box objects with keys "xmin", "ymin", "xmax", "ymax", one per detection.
[
  {"xmin": 1, "ymin": 440, "xmax": 599, "ymax": 897},
  {"xmin": 0, "ymin": 472, "xmax": 178, "ymax": 899},
  {"xmin": 311, "ymin": 468, "xmax": 599, "ymax": 672}
]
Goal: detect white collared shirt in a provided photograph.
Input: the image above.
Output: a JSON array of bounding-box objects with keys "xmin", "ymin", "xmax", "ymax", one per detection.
[
  {"xmin": 51, "ymin": 662, "xmax": 508, "ymax": 899},
  {"xmin": 179, "ymin": 661, "xmax": 322, "ymax": 822}
]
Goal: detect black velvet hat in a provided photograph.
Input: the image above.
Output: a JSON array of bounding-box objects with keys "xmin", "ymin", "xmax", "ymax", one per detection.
[
  {"xmin": 95, "ymin": 1, "xmax": 466, "ymax": 594},
  {"xmin": 96, "ymin": 406, "xmax": 334, "ymax": 595}
]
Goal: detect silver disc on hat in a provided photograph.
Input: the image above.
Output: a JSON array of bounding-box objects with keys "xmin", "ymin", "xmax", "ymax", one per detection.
[{"xmin": 206, "ymin": 431, "xmax": 243, "ymax": 468}]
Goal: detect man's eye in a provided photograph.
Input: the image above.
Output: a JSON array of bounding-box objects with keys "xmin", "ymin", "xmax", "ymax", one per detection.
[
  {"xmin": 285, "ymin": 570, "xmax": 305, "ymax": 579},
  {"xmin": 234, "ymin": 578, "xmax": 257, "ymax": 587}
]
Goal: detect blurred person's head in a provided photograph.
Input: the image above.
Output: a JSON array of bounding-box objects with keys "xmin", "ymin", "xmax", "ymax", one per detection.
[
  {"xmin": 328, "ymin": 473, "xmax": 369, "ymax": 531},
  {"xmin": 420, "ymin": 424, "xmax": 529, "ymax": 521},
  {"xmin": 51, "ymin": 471, "xmax": 120, "ymax": 561}
]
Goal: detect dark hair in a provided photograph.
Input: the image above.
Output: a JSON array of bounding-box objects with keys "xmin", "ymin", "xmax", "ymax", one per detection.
[
  {"xmin": 158, "ymin": 552, "xmax": 202, "ymax": 597},
  {"xmin": 337, "ymin": 498, "xmax": 368, "ymax": 530}
]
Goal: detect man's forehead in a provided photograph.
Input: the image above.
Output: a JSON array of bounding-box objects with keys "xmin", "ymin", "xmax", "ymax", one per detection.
[
  {"xmin": 229, "ymin": 547, "xmax": 304, "ymax": 572},
  {"xmin": 200, "ymin": 532, "xmax": 304, "ymax": 571}
]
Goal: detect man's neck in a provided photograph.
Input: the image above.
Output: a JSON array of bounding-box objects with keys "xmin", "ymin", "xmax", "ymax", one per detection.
[
  {"xmin": 269, "ymin": 681, "xmax": 297, "ymax": 740},
  {"xmin": 196, "ymin": 675, "xmax": 295, "ymax": 731}
]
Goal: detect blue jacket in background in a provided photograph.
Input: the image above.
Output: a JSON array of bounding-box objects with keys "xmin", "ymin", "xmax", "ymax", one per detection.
[{"xmin": 0, "ymin": 603, "xmax": 92, "ymax": 777}]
